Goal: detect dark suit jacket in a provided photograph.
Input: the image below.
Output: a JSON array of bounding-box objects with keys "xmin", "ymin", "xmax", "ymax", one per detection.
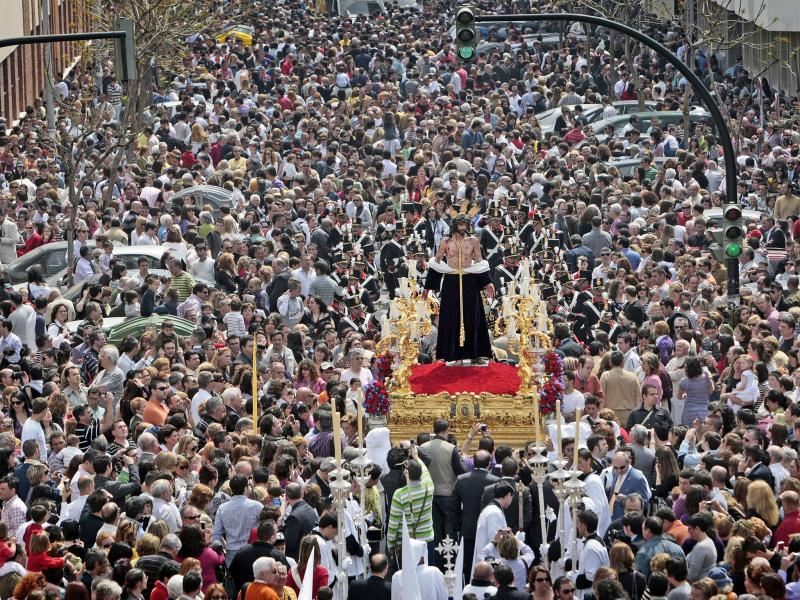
[
  {"xmin": 481, "ymin": 476, "xmax": 533, "ymax": 533},
  {"xmin": 268, "ymin": 270, "xmax": 291, "ymax": 312},
  {"xmin": 623, "ymin": 300, "xmax": 647, "ymax": 328},
  {"xmin": 308, "ymin": 472, "xmax": 331, "ymax": 498},
  {"xmin": 455, "ymin": 469, "xmax": 499, "ymax": 539},
  {"xmin": 94, "ymin": 465, "xmax": 141, "ymax": 505},
  {"xmin": 556, "ymin": 338, "xmax": 585, "ymax": 359},
  {"xmin": 492, "ymin": 585, "xmax": 533, "ymax": 600},
  {"xmin": 229, "ymin": 541, "xmax": 289, "ymax": 589},
  {"xmin": 381, "ymin": 467, "xmax": 407, "ymax": 516},
  {"xmin": 282, "ymin": 500, "xmax": 318, "ymax": 560},
  {"xmin": 347, "ymin": 575, "xmax": 391, "ymax": 600},
  {"xmin": 747, "ymin": 462, "xmax": 776, "ymax": 490}
]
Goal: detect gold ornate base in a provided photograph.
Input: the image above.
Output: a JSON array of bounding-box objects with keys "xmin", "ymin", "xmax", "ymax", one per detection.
[{"xmin": 387, "ymin": 390, "xmax": 539, "ymax": 448}]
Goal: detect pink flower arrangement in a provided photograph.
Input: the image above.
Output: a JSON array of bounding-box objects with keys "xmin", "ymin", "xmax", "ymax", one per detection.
[{"xmin": 364, "ymin": 381, "xmax": 392, "ymax": 416}]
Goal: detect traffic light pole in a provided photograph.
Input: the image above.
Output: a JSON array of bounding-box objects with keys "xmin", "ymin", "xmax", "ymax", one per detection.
[
  {"xmin": 471, "ymin": 12, "xmax": 740, "ymax": 304},
  {"xmin": 0, "ymin": 30, "xmax": 135, "ymax": 80}
]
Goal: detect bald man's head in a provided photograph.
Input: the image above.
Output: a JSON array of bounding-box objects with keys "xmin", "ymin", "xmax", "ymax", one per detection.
[
  {"xmin": 474, "ymin": 450, "xmax": 491, "ymax": 470},
  {"xmin": 473, "ymin": 561, "xmax": 494, "ymax": 581},
  {"xmin": 781, "ymin": 490, "xmax": 799, "ymax": 510}
]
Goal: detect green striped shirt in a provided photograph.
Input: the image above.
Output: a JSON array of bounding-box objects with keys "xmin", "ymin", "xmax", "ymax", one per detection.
[
  {"xmin": 171, "ymin": 272, "xmax": 196, "ymax": 302},
  {"xmin": 386, "ymin": 461, "xmax": 434, "ymax": 549}
]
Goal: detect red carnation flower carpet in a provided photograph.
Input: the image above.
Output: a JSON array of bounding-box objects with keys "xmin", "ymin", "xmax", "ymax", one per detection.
[{"xmin": 408, "ymin": 361, "xmax": 521, "ymax": 395}]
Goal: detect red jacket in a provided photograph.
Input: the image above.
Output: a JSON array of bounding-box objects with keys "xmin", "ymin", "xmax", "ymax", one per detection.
[
  {"xmin": 151, "ymin": 580, "xmax": 170, "ymax": 600},
  {"xmin": 27, "ymin": 551, "xmax": 65, "ymax": 573},
  {"xmin": 773, "ymin": 508, "xmax": 800, "ymax": 548}
]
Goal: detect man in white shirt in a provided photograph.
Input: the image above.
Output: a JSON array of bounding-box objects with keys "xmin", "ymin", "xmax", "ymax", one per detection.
[
  {"xmin": 21, "ymin": 398, "xmax": 50, "ymax": 460},
  {"xmin": 151, "ymin": 479, "xmax": 182, "ymax": 533},
  {"xmin": 277, "ymin": 279, "xmax": 305, "ymax": 328},
  {"xmin": 472, "ymin": 482, "xmax": 514, "ymax": 570},
  {"xmin": 574, "ymin": 510, "xmax": 610, "ymax": 599},
  {"xmin": 0, "ymin": 212, "xmax": 22, "ymax": 266},
  {"xmin": 188, "ymin": 243, "xmax": 216, "ymax": 281},
  {"xmin": 60, "ymin": 476, "xmax": 94, "ymax": 523},
  {"xmin": 8, "ymin": 293, "xmax": 36, "ymax": 353},
  {"xmin": 291, "ymin": 254, "xmax": 317, "ymax": 297}
]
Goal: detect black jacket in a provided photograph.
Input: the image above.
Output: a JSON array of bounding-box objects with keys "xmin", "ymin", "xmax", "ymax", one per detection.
[
  {"xmin": 455, "ymin": 469, "xmax": 499, "ymax": 539},
  {"xmin": 94, "ymin": 465, "xmax": 141, "ymax": 505},
  {"xmin": 268, "ymin": 269, "xmax": 292, "ymax": 312},
  {"xmin": 747, "ymin": 462, "xmax": 776, "ymax": 490},
  {"xmin": 282, "ymin": 499, "xmax": 318, "ymax": 560},
  {"xmin": 480, "ymin": 476, "xmax": 533, "ymax": 534},
  {"xmin": 229, "ymin": 541, "xmax": 289, "ymax": 589},
  {"xmin": 492, "ymin": 585, "xmax": 533, "ymax": 600},
  {"xmin": 347, "ymin": 575, "xmax": 391, "ymax": 600}
]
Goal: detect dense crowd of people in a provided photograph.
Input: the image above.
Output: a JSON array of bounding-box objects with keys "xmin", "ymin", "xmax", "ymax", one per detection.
[{"xmin": 1, "ymin": 0, "xmax": 800, "ymax": 599}]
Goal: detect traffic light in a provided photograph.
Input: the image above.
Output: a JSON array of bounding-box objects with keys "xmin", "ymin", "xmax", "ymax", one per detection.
[
  {"xmin": 113, "ymin": 17, "xmax": 137, "ymax": 82},
  {"xmin": 723, "ymin": 204, "xmax": 744, "ymax": 258},
  {"xmin": 455, "ymin": 7, "xmax": 477, "ymax": 63}
]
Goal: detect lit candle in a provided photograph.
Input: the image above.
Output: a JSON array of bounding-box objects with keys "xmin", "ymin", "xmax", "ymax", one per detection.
[
  {"xmin": 533, "ymin": 395, "xmax": 541, "ymax": 448},
  {"xmin": 408, "ymin": 258, "xmax": 417, "ymax": 280},
  {"xmin": 410, "ymin": 320, "xmax": 419, "ymax": 340},
  {"xmin": 381, "ymin": 316, "xmax": 390, "ymax": 339},
  {"xmin": 332, "ymin": 408, "xmax": 342, "ymax": 464},
  {"xmin": 357, "ymin": 386, "xmax": 364, "ymax": 448},
  {"xmin": 389, "ymin": 300, "xmax": 399, "ymax": 320},
  {"xmin": 574, "ymin": 408, "xmax": 582, "ymax": 468},
  {"xmin": 556, "ymin": 400, "xmax": 563, "ymax": 463},
  {"xmin": 507, "ymin": 318, "xmax": 517, "ymax": 338}
]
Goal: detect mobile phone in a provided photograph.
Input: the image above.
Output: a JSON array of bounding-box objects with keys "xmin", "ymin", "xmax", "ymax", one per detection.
[{"xmin": 480, "ymin": 424, "xmax": 487, "ymax": 432}]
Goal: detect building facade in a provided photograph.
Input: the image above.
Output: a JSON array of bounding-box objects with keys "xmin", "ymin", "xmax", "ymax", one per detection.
[
  {"xmin": 0, "ymin": 0, "xmax": 89, "ymax": 123},
  {"xmin": 705, "ymin": 0, "xmax": 800, "ymax": 96}
]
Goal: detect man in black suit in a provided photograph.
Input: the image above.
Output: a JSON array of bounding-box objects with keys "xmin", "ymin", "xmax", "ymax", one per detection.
[
  {"xmin": 267, "ymin": 257, "xmax": 292, "ymax": 312},
  {"xmin": 229, "ymin": 520, "xmax": 288, "ymax": 590},
  {"xmin": 455, "ymin": 450, "xmax": 499, "ymax": 577},
  {"xmin": 307, "ymin": 458, "xmax": 334, "ymax": 498},
  {"xmin": 621, "ymin": 285, "xmax": 647, "ymax": 328},
  {"xmin": 380, "ymin": 447, "xmax": 409, "ymax": 519},
  {"xmin": 492, "ymin": 563, "xmax": 533, "ymax": 600},
  {"xmin": 347, "ymin": 553, "xmax": 391, "ymax": 600},
  {"xmin": 743, "ymin": 445, "xmax": 776, "ymax": 490},
  {"xmin": 93, "ymin": 454, "xmax": 141, "ymax": 505},
  {"xmin": 281, "ymin": 482, "xmax": 319, "ymax": 560},
  {"xmin": 481, "ymin": 457, "xmax": 532, "ymax": 536}
]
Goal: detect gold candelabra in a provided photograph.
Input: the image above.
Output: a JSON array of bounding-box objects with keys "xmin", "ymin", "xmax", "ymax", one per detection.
[{"xmin": 493, "ymin": 294, "xmax": 554, "ymax": 396}]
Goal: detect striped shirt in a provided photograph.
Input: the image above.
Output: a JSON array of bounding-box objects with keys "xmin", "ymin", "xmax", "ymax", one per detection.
[
  {"xmin": 386, "ymin": 461, "xmax": 434, "ymax": 549},
  {"xmin": 171, "ymin": 271, "xmax": 196, "ymax": 302}
]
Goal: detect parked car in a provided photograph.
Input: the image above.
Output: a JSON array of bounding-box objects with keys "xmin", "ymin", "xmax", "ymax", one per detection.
[
  {"xmin": 166, "ymin": 184, "xmax": 235, "ymax": 217},
  {"xmin": 3, "ymin": 240, "xmax": 99, "ymax": 284},
  {"xmin": 539, "ymin": 102, "xmax": 706, "ymax": 135},
  {"xmin": 48, "ymin": 245, "xmax": 187, "ymax": 290},
  {"xmin": 589, "ymin": 110, "xmax": 714, "ymax": 143}
]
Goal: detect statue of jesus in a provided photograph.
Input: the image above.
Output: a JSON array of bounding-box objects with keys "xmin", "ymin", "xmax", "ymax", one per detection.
[{"xmin": 424, "ymin": 214, "xmax": 495, "ymax": 365}]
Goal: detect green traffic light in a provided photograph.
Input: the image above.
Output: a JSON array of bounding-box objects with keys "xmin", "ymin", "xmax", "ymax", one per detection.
[
  {"xmin": 457, "ymin": 46, "xmax": 475, "ymax": 60},
  {"xmin": 725, "ymin": 243, "xmax": 742, "ymax": 258}
]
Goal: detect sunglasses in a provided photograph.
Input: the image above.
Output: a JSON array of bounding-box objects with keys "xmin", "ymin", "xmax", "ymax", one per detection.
[
  {"xmin": 11, "ymin": 401, "xmax": 24, "ymax": 406},
  {"xmin": 184, "ymin": 513, "xmax": 200, "ymax": 519},
  {"xmin": 536, "ymin": 578, "xmax": 550, "ymax": 583},
  {"xmin": 155, "ymin": 386, "xmax": 168, "ymax": 391}
]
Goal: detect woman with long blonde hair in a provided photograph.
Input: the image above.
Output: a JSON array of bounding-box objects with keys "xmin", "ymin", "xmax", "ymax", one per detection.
[{"xmin": 745, "ymin": 479, "xmax": 779, "ymax": 527}]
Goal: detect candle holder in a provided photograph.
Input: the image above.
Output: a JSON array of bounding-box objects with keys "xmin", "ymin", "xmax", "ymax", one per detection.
[
  {"xmin": 564, "ymin": 471, "xmax": 587, "ymax": 577},
  {"xmin": 548, "ymin": 459, "xmax": 570, "ymax": 561},
  {"xmin": 330, "ymin": 467, "xmax": 352, "ymax": 599},
  {"xmin": 528, "ymin": 447, "xmax": 550, "ymax": 569},
  {"xmin": 348, "ymin": 449, "xmax": 374, "ymax": 579},
  {"xmin": 436, "ymin": 535, "xmax": 459, "ymax": 598}
]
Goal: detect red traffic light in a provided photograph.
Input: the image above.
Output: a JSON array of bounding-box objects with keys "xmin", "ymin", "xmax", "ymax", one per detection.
[
  {"xmin": 456, "ymin": 7, "xmax": 474, "ymax": 23},
  {"xmin": 723, "ymin": 205, "xmax": 742, "ymax": 220}
]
